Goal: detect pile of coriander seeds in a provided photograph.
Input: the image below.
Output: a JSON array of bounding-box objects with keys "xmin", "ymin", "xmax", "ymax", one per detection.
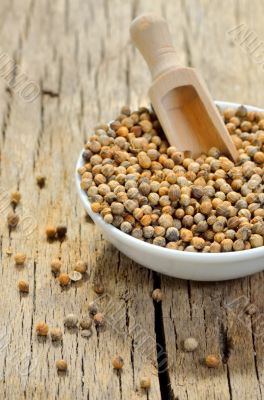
[{"xmin": 78, "ymin": 105, "xmax": 264, "ymax": 253}]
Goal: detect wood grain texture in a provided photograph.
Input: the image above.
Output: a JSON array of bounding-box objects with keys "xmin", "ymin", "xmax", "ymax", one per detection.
[{"xmin": 0, "ymin": 1, "xmax": 264, "ymax": 399}]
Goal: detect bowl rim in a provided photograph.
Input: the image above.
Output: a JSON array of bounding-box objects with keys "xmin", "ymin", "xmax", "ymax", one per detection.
[{"xmin": 75, "ymin": 100, "xmax": 264, "ymax": 262}]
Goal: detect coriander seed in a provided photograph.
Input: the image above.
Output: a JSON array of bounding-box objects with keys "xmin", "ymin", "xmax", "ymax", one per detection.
[
  {"xmin": 140, "ymin": 377, "xmax": 151, "ymax": 389},
  {"xmin": 112, "ymin": 355, "xmax": 124, "ymax": 370},
  {"xmin": 7, "ymin": 211, "xmax": 19, "ymax": 228},
  {"xmin": 79, "ymin": 104, "xmax": 264, "ymax": 253},
  {"xmin": 56, "ymin": 359, "xmax": 67, "ymax": 372},
  {"xmin": 88, "ymin": 301, "xmax": 98, "ymax": 316},
  {"xmin": 51, "ymin": 258, "xmax": 62, "ymax": 274},
  {"xmin": 14, "ymin": 253, "xmax": 26, "ymax": 265},
  {"xmin": 36, "ymin": 322, "xmax": 49, "ymax": 336},
  {"xmin": 36, "ymin": 175, "xmax": 46, "ymax": 188},
  {"xmin": 93, "ymin": 312, "xmax": 104, "ymax": 326},
  {"xmin": 64, "ymin": 314, "xmax": 78, "ymax": 328},
  {"xmin": 93, "ymin": 282, "xmax": 104, "ymax": 294},
  {"xmin": 58, "ymin": 273, "xmax": 70, "ymax": 287},
  {"xmin": 50, "ymin": 328, "xmax": 63, "ymax": 341},
  {"xmin": 152, "ymin": 288, "xmax": 163, "ymax": 302},
  {"xmin": 80, "ymin": 317, "xmax": 92, "ymax": 330},
  {"xmin": 183, "ymin": 337, "xmax": 198, "ymax": 352},
  {"xmin": 205, "ymin": 354, "xmax": 220, "ymax": 368},
  {"xmin": 46, "ymin": 225, "xmax": 57, "ymax": 239},
  {"xmin": 10, "ymin": 191, "xmax": 21, "ymax": 205},
  {"xmin": 74, "ymin": 260, "xmax": 87, "ymax": 274},
  {"xmin": 18, "ymin": 280, "xmax": 29, "ymax": 293}
]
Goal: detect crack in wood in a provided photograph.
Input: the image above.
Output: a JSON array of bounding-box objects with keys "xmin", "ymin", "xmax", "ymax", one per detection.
[{"xmin": 153, "ymin": 273, "xmax": 175, "ymax": 400}]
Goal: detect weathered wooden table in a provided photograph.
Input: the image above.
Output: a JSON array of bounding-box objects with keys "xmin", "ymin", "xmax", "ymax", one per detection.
[{"xmin": 1, "ymin": 1, "xmax": 264, "ymax": 399}]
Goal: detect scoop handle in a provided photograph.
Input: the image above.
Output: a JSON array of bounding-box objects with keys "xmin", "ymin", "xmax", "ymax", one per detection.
[{"xmin": 130, "ymin": 13, "xmax": 179, "ymax": 80}]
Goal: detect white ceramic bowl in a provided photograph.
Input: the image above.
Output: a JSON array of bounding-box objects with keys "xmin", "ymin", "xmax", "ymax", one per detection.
[{"xmin": 76, "ymin": 101, "xmax": 264, "ymax": 281}]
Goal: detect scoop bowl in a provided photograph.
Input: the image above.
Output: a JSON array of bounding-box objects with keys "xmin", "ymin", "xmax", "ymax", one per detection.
[{"xmin": 76, "ymin": 101, "xmax": 264, "ymax": 281}]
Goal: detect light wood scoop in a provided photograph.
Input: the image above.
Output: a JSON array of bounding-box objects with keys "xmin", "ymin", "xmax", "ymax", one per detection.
[{"xmin": 130, "ymin": 14, "xmax": 238, "ymax": 160}]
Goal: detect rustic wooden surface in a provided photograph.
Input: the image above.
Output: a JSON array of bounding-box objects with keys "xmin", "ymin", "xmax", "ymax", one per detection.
[{"xmin": 0, "ymin": 0, "xmax": 264, "ymax": 399}]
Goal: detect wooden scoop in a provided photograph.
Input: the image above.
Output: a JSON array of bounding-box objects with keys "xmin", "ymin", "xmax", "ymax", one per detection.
[{"xmin": 130, "ymin": 14, "xmax": 238, "ymax": 161}]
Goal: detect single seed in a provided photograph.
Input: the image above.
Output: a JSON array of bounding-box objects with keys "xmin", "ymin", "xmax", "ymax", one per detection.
[
  {"xmin": 50, "ymin": 328, "xmax": 63, "ymax": 341},
  {"xmin": 140, "ymin": 377, "xmax": 151, "ymax": 389},
  {"xmin": 158, "ymin": 214, "xmax": 174, "ymax": 228},
  {"xmin": 205, "ymin": 354, "xmax": 220, "ymax": 368},
  {"xmin": 93, "ymin": 312, "xmax": 105, "ymax": 326},
  {"xmin": 88, "ymin": 301, "xmax": 98, "ymax": 315},
  {"xmin": 50, "ymin": 258, "xmax": 62, "ymax": 274},
  {"xmin": 18, "ymin": 280, "xmax": 29, "ymax": 293},
  {"xmin": 58, "ymin": 273, "xmax": 70, "ymax": 287},
  {"xmin": 180, "ymin": 228, "xmax": 193, "ymax": 242},
  {"xmin": 7, "ymin": 211, "xmax": 19, "ymax": 228},
  {"xmin": 183, "ymin": 337, "xmax": 198, "ymax": 352},
  {"xmin": 64, "ymin": 314, "xmax": 78, "ymax": 328},
  {"xmin": 36, "ymin": 175, "xmax": 46, "ymax": 188},
  {"xmin": 36, "ymin": 322, "xmax": 49, "ymax": 336},
  {"xmin": 250, "ymin": 234, "xmax": 263, "ymax": 248},
  {"xmin": 93, "ymin": 282, "xmax": 105, "ymax": 294},
  {"xmin": 152, "ymin": 288, "xmax": 163, "ymax": 302},
  {"xmin": 46, "ymin": 225, "xmax": 57, "ymax": 239},
  {"xmin": 10, "ymin": 191, "xmax": 21, "ymax": 205},
  {"xmin": 14, "ymin": 253, "xmax": 26, "ymax": 265},
  {"xmin": 112, "ymin": 355, "xmax": 124, "ymax": 370},
  {"xmin": 80, "ymin": 329, "xmax": 92, "ymax": 338},
  {"xmin": 74, "ymin": 260, "xmax": 87, "ymax": 274},
  {"xmin": 80, "ymin": 317, "xmax": 92, "ymax": 330},
  {"xmin": 56, "ymin": 359, "xmax": 67, "ymax": 372}
]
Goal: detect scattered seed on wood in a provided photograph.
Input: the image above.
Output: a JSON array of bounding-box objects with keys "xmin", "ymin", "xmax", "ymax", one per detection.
[
  {"xmin": 36, "ymin": 175, "xmax": 46, "ymax": 188},
  {"xmin": 56, "ymin": 359, "xmax": 67, "ymax": 371},
  {"xmin": 18, "ymin": 280, "xmax": 29, "ymax": 293},
  {"xmin": 205, "ymin": 354, "xmax": 220, "ymax": 368},
  {"xmin": 93, "ymin": 312, "xmax": 104, "ymax": 326},
  {"xmin": 50, "ymin": 258, "xmax": 62, "ymax": 274},
  {"xmin": 14, "ymin": 253, "xmax": 26, "ymax": 265},
  {"xmin": 80, "ymin": 329, "xmax": 92, "ymax": 338},
  {"xmin": 74, "ymin": 260, "xmax": 87, "ymax": 274},
  {"xmin": 93, "ymin": 282, "xmax": 104, "ymax": 295},
  {"xmin": 7, "ymin": 211, "xmax": 19, "ymax": 228},
  {"xmin": 69, "ymin": 270, "xmax": 83, "ymax": 282},
  {"xmin": 64, "ymin": 314, "xmax": 78, "ymax": 328},
  {"xmin": 36, "ymin": 322, "xmax": 49, "ymax": 336},
  {"xmin": 58, "ymin": 273, "xmax": 70, "ymax": 287},
  {"xmin": 152, "ymin": 288, "xmax": 163, "ymax": 303},
  {"xmin": 50, "ymin": 328, "xmax": 63, "ymax": 341},
  {"xmin": 183, "ymin": 337, "xmax": 198, "ymax": 352},
  {"xmin": 10, "ymin": 191, "xmax": 21, "ymax": 205},
  {"xmin": 88, "ymin": 301, "xmax": 98, "ymax": 315},
  {"xmin": 112, "ymin": 355, "xmax": 124, "ymax": 370},
  {"xmin": 46, "ymin": 225, "xmax": 57, "ymax": 239},
  {"xmin": 80, "ymin": 317, "xmax": 92, "ymax": 330},
  {"xmin": 140, "ymin": 377, "xmax": 151, "ymax": 389}
]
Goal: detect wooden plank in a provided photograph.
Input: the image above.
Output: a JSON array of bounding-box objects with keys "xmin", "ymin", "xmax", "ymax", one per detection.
[
  {"xmin": 161, "ymin": 1, "xmax": 264, "ymax": 399},
  {"xmin": 0, "ymin": 0, "xmax": 162, "ymax": 399}
]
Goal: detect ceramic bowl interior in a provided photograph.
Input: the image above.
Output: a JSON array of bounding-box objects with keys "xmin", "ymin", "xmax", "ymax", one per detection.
[{"xmin": 76, "ymin": 101, "xmax": 264, "ymax": 281}]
